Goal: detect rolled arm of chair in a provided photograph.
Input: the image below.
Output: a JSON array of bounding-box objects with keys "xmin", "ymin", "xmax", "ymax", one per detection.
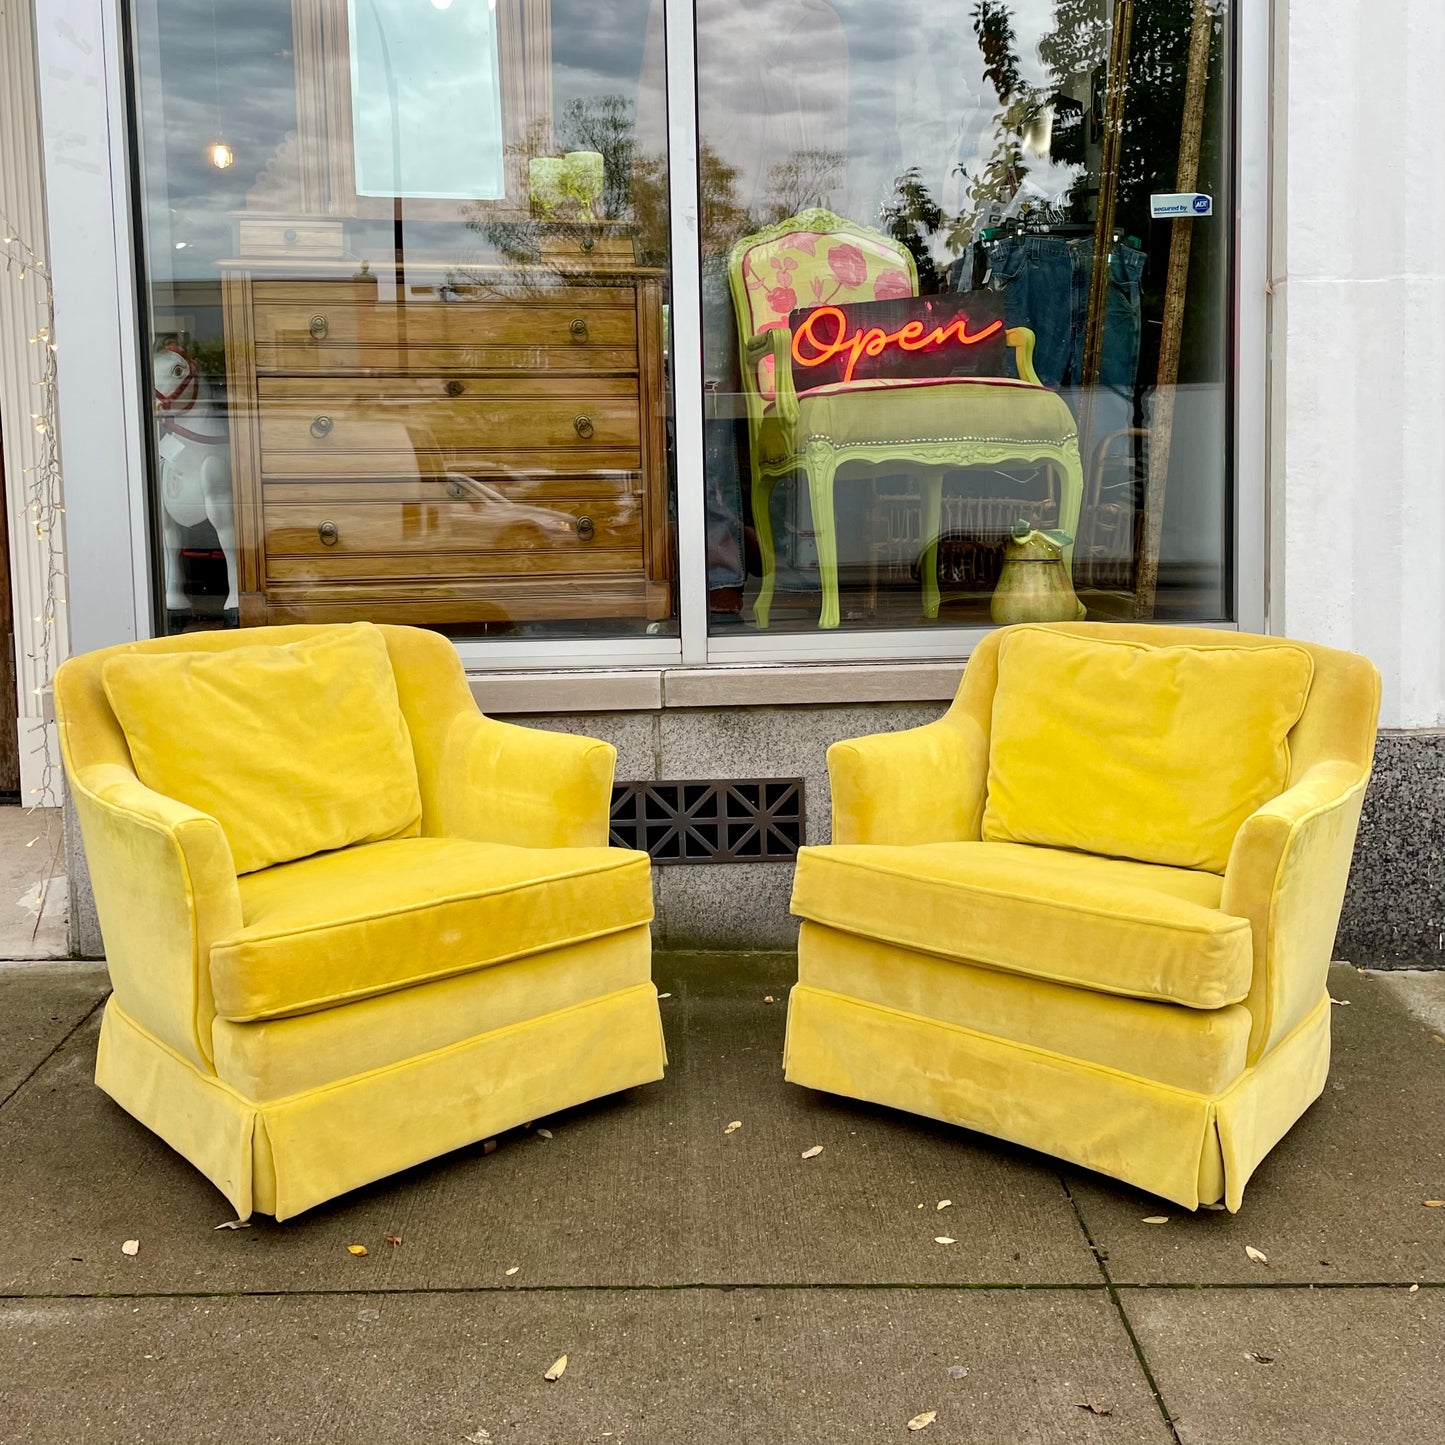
[
  {"xmin": 744, "ymin": 328, "xmax": 800, "ymax": 427},
  {"xmin": 1005, "ymin": 326, "xmax": 1041, "ymax": 386},
  {"xmin": 828, "ymin": 714, "xmax": 989, "ymax": 846},
  {"xmin": 70, "ymin": 765, "xmax": 241, "ymax": 1069},
  {"xmin": 1221, "ymin": 760, "xmax": 1371, "ymax": 1059},
  {"xmin": 436, "ymin": 711, "xmax": 617, "ymax": 849}
]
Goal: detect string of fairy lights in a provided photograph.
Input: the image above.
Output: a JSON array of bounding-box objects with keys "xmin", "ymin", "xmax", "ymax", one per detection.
[{"xmin": 1, "ymin": 213, "xmax": 66, "ymax": 809}]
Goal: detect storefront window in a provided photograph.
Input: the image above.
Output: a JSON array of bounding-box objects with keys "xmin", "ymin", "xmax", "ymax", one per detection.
[
  {"xmin": 130, "ymin": 0, "xmax": 675, "ymax": 639},
  {"xmin": 696, "ymin": 0, "xmax": 1234, "ymax": 634}
]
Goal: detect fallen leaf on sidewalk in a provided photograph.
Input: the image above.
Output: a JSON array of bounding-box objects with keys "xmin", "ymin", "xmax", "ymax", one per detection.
[
  {"xmin": 657, "ymin": 992, "xmax": 672, "ymax": 999},
  {"xmin": 1075, "ymin": 1402, "xmax": 1113, "ymax": 1417},
  {"xmin": 1409, "ymin": 1284, "xmax": 1419, "ymax": 1293},
  {"xmin": 1245, "ymin": 1352, "xmax": 1275, "ymax": 1365},
  {"xmin": 213, "ymin": 1220, "xmax": 250, "ymax": 1231},
  {"xmin": 536, "ymin": 1128, "xmax": 553, "ymax": 1140},
  {"xmin": 1431, "ymin": 1035, "xmax": 1444, "ymax": 1046},
  {"xmin": 935, "ymin": 1200, "xmax": 952, "ymax": 1211},
  {"xmin": 347, "ymin": 1244, "xmax": 368, "ymax": 1257},
  {"xmin": 384, "ymin": 1233, "xmax": 403, "ymax": 1247},
  {"xmin": 1203, "ymin": 1202, "xmax": 1227, "ymax": 1211},
  {"xmin": 463, "ymin": 1430, "xmax": 492, "ymax": 1443},
  {"xmin": 1329, "ymin": 997, "xmax": 1350, "ymax": 1007},
  {"xmin": 1245, "ymin": 1245, "xmax": 1269, "ymax": 1265},
  {"xmin": 724, "ymin": 1121, "xmax": 743, "ymax": 1134},
  {"xmin": 763, "ymin": 996, "xmax": 776, "ymax": 1004},
  {"xmin": 946, "ymin": 1365, "xmax": 969, "ymax": 1380},
  {"xmin": 505, "ymin": 1266, "xmax": 519, "ymax": 1276},
  {"xmin": 934, "ymin": 1237, "xmax": 957, "ymax": 1246},
  {"xmin": 801, "ymin": 1145, "xmax": 823, "ymax": 1160},
  {"xmin": 905, "ymin": 1411, "xmax": 937, "ymax": 1431},
  {"xmin": 544, "ymin": 1355, "xmax": 568, "ymax": 1382},
  {"xmin": 1142, "ymin": 1216, "xmax": 1169, "ymax": 1225},
  {"xmin": 121, "ymin": 1240, "xmax": 139, "ymax": 1257},
  {"xmin": 1424, "ymin": 1201, "xmax": 1444, "ymax": 1208}
]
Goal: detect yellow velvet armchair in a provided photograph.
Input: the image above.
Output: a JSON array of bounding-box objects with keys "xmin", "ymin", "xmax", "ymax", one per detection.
[
  {"xmin": 56, "ymin": 623, "xmax": 665, "ymax": 1221},
  {"xmin": 785, "ymin": 623, "xmax": 1381, "ymax": 1211}
]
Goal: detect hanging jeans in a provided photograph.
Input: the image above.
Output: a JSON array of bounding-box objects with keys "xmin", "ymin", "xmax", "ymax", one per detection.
[
  {"xmin": 701, "ymin": 253, "xmax": 747, "ymax": 592},
  {"xmin": 983, "ymin": 234, "xmax": 1146, "ymax": 451}
]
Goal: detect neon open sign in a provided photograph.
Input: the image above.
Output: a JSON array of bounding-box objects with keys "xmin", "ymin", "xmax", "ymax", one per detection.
[{"xmin": 791, "ymin": 304, "xmax": 1005, "ymax": 385}]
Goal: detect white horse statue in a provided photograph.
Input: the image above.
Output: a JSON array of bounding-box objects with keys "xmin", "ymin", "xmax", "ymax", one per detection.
[{"xmin": 153, "ymin": 341, "xmax": 238, "ymax": 624}]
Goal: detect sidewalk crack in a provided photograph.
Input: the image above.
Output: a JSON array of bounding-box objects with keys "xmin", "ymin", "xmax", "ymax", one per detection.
[
  {"xmin": 0, "ymin": 992, "xmax": 108, "ymax": 1114},
  {"xmin": 1063, "ymin": 1175, "xmax": 1185, "ymax": 1445}
]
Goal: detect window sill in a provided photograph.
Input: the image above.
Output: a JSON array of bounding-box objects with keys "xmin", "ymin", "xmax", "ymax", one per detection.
[{"xmin": 467, "ymin": 661, "xmax": 966, "ymax": 715}]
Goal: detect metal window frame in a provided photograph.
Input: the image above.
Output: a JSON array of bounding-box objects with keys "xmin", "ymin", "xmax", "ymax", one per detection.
[{"xmin": 41, "ymin": 0, "xmax": 1267, "ymax": 669}]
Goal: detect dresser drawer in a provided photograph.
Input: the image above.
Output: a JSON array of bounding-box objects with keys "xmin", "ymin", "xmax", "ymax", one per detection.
[
  {"xmin": 252, "ymin": 283, "xmax": 639, "ymax": 373},
  {"xmin": 262, "ymin": 473, "xmax": 641, "ymax": 505},
  {"xmin": 257, "ymin": 376, "xmax": 643, "ymax": 477},
  {"xmin": 263, "ymin": 496, "xmax": 643, "ymax": 568}
]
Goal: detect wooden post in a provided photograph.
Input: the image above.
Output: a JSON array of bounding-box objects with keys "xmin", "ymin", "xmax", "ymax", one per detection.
[
  {"xmin": 1132, "ymin": 0, "xmax": 1215, "ymax": 617},
  {"xmin": 1079, "ymin": 1, "xmax": 1135, "ymax": 402}
]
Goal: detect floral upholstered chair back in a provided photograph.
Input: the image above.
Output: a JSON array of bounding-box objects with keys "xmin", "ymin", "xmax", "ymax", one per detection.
[{"xmin": 728, "ymin": 208, "xmax": 919, "ymax": 406}]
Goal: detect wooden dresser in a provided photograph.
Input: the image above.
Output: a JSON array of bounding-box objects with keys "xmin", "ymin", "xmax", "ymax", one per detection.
[{"xmin": 219, "ymin": 260, "xmax": 671, "ymax": 628}]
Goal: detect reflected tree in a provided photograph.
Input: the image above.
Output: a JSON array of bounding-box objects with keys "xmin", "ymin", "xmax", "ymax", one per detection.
[
  {"xmin": 757, "ymin": 148, "xmax": 846, "ymax": 228},
  {"xmin": 879, "ymin": 166, "xmax": 944, "ymax": 292},
  {"xmin": 945, "ymin": 1, "xmax": 1051, "ymax": 253}
]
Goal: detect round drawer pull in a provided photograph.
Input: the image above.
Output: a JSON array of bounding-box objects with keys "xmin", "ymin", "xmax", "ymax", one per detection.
[
  {"xmin": 573, "ymin": 414, "xmax": 595, "ymax": 440},
  {"xmin": 283, "ymin": 227, "xmax": 298, "ymax": 245},
  {"xmin": 318, "ymin": 521, "xmax": 339, "ymax": 546},
  {"xmin": 446, "ymin": 479, "xmax": 467, "ymax": 499},
  {"xmin": 580, "ymin": 235, "xmax": 596, "ymax": 253},
  {"xmin": 575, "ymin": 516, "xmax": 596, "ymax": 541},
  {"xmin": 310, "ymin": 414, "xmax": 334, "ymax": 440},
  {"xmin": 444, "ymin": 379, "xmax": 466, "ymax": 397},
  {"xmin": 569, "ymin": 318, "xmax": 589, "ymax": 341},
  {"xmin": 308, "ymin": 314, "xmax": 329, "ymax": 340}
]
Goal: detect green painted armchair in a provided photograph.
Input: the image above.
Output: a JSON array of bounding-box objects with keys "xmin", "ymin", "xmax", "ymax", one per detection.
[{"xmin": 727, "ymin": 208, "xmax": 1086, "ymax": 629}]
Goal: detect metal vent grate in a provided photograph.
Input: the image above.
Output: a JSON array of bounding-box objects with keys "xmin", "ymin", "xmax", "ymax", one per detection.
[{"xmin": 609, "ymin": 779, "xmax": 806, "ymax": 865}]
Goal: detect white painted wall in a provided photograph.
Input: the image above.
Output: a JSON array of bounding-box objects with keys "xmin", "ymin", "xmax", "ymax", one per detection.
[{"xmin": 1273, "ymin": 0, "xmax": 1445, "ymax": 729}]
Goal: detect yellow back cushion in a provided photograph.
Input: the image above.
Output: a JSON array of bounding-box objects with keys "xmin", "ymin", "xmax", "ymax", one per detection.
[
  {"xmin": 102, "ymin": 624, "xmax": 422, "ymax": 874},
  {"xmin": 981, "ymin": 628, "xmax": 1314, "ymax": 873}
]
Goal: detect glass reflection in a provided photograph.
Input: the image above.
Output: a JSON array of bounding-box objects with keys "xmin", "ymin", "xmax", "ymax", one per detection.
[
  {"xmin": 133, "ymin": 0, "xmax": 675, "ymax": 639},
  {"xmin": 694, "ymin": 0, "xmax": 1233, "ymax": 633}
]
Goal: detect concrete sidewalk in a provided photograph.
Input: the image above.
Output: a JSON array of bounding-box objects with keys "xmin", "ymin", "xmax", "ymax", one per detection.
[{"xmin": 0, "ymin": 953, "xmax": 1441, "ymax": 1444}]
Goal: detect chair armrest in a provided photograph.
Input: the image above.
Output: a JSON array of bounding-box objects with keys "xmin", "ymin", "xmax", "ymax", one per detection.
[
  {"xmin": 435, "ymin": 712, "xmax": 617, "ymax": 849},
  {"xmin": 1221, "ymin": 760, "xmax": 1371, "ymax": 1060},
  {"xmin": 1005, "ymin": 326, "xmax": 1041, "ymax": 386},
  {"xmin": 69, "ymin": 764, "xmax": 241, "ymax": 1069},
  {"xmin": 828, "ymin": 714, "xmax": 989, "ymax": 845},
  {"xmin": 744, "ymin": 328, "xmax": 800, "ymax": 427}
]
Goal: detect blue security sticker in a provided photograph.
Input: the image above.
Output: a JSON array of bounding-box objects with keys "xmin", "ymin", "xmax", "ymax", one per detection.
[{"xmin": 1150, "ymin": 192, "xmax": 1213, "ymax": 218}]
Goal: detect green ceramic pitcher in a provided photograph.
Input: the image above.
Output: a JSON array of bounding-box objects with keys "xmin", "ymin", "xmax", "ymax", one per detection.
[{"xmin": 990, "ymin": 521, "xmax": 1083, "ymax": 624}]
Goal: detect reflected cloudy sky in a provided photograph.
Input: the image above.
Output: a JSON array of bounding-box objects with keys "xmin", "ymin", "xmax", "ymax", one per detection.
[
  {"xmin": 137, "ymin": 0, "xmax": 1119, "ymax": 282},
  {"xmin": 690, "ymin": 0, "xmax": 1103, "ymax": 242}
]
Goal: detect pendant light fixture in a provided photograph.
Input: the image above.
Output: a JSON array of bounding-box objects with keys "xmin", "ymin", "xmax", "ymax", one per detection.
[{"xmin": 206, "ymin": 0, "xmax": 233, "ymax": 169}]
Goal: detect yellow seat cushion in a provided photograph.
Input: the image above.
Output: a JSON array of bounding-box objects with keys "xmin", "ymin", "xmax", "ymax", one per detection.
[
  {"xmin": 797, "ymin": 923, "xmax": 1251, "ymax": 1095},
  {"xmin": 981, "ymin": 627, "xmax": 1314, "ymax": 873},
  {"xmin": 213, "ymin": 926, "xmax": 654, "ymax": 1101},
  {"xmin": 790, "ymin": 840, "xmax": 1252, "ymax": 1009},
  {"xmin": 211, "ymin": 835, "xmax": 653, "ymax": 1022},
  {"xmin": 101, "ymin": 624, "xmax": 421, "ymax": 875}
]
